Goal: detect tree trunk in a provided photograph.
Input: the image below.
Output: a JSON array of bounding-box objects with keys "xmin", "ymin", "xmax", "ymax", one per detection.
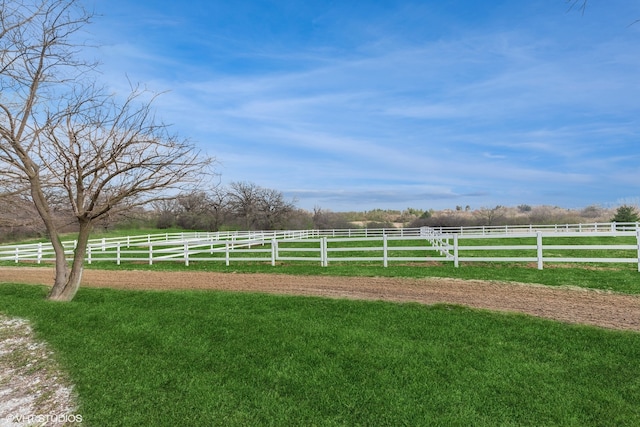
[
  {"xmin": 47, "ymin": 220, "xmax": 92, "ymax": 301},
  {"xmin": 26, "ymin": 177, "xmax": 73, "ymax": 301}
]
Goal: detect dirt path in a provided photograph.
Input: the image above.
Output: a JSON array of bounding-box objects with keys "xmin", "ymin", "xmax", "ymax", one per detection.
[{"xmin": 1, "ymin": 267, "xmax": 639, "ymax": 332}]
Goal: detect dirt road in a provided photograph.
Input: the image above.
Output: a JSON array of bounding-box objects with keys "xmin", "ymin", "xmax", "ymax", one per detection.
[{"xmin": 1, "ymin": 267, "xmax": 639, "ymax": 331}]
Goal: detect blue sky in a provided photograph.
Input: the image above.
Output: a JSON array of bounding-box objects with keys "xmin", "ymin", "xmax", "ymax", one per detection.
[{"xmin": 86, "ymin": 0, "xmax": 640, "ymax": 211}]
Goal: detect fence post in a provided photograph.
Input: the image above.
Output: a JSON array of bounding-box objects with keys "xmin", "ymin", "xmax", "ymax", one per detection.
[
  {"xmin": 87, "ymin": 245, "xmax": 92, "ymax": 265},
  {"xmin": 117, "ymin": 242, "xmax": 121, "ymax": 266},
  {"xmin": 102, "ymin": 238, "xmax": 106, "ymax": 252},
  {"xmin": 271, "ymin": 238, "xmax": 277, "ymax": 266},
  {"xmin": 149, "ymin": 243, "xmax": 153, "ymax": 266},
  {"xmin": 454, "ymin": 234, "xmax": 459, "ymax": 268},
  {"xmin": 537, "ymin": 231, "xmax": 543, "ymax": 270},
  {"xmin": 636, "ymin": 230, "xmax": 640, "ymax": 273},
  {"xmin": 14, "ymin": 247, "xmax": 19, "ymax": 264},
  {"xmin": 225, "ymin": 242, "xmax": 230, "ymax": 266},
  {"xmin": 184, "ymin": 242, "xmax": 189, "ymax": 266},
  {"xmin": 383, "ymin": 234, "xmax": 388, "ymax": 268},
  {"xmin": 37, "ymin": 243, "xmax": 42, "ymax": 264},
  {"xmin": 322, "ymin": 237, "xmax": 328, "ymax": 267}
]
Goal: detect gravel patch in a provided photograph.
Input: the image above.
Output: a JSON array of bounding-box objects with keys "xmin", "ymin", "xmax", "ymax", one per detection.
[{"xmin": 0, "ymin": 315, "xmax": 80, "ymax": 426}]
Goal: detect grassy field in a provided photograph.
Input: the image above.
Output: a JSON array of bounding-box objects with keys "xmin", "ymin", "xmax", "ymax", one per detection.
[
  {"xmin": 1, "ymin": 230, "xmax": 639, "ymax": 425},
  {"xmin": 1, "ymin": 283, "xmax": 639, "ymax": 426}
]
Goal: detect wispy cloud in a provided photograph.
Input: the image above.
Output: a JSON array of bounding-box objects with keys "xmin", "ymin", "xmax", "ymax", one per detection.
[{"xmin": 89, "ymin": 0, "xmax": 640, "ymax": 210}]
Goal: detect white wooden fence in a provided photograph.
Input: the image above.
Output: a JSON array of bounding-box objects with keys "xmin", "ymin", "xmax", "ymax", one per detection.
[
  {"xmin": 0, "ymin": 223, "xmax": 638, "ymax": 271},
  {"xmin": 428, "ymin": 221, "xmax": 639, "ymax": 235},
  {"xmin": 444, "ymin": 230, "xmax": 640, "ymax": 271}
]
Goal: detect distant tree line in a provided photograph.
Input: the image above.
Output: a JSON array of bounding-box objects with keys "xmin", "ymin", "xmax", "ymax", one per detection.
[
  {"xmin": 153, "ymin": 182, "xmax": 307, "ymax": 231},
  {"xmin": 1, "ymin": 187, "xmax": 637, "ymax": 242},
  {"xmin": 407, "ymin": 204, "xmax": 631, "ymax": 228},
  {"xmin": 150, "ymin": 183, "xmax": 425, "ymax": 232}
]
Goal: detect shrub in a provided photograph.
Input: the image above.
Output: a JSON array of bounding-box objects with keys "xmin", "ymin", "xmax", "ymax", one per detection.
[{"xmin": 611, "ymin": 205, "xmax": 640, "ymax": 224}]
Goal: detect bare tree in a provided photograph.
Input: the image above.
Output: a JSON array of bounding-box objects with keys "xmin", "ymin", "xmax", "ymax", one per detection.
[
  {"xmin": 0, "ymin": 1, "xmax": 213, "ymax": 301},
  {"xmin": 312, "ymin": 207, "xmax": 354, "ymax": 230},
  {"xmin": 152, "ymin": 198, "xmax": 179, "ymax": 229},
  {"xmin": 226, "ymin": 182, "xmax": 295, "ymax": 230},
  {"xmin": 175, "ymin": 190, "xmax": 222, "ymax": 231},
  {"xmin": 175, "ymin": 191, "xmax": 209, "ymax": 230},
  {"xmin": 161, "ymin": 184, "xmax": 295, "ymax": 231},
  {"xmin": 227, "ymin": 181, "xmax": 262, "ymax": 230},
  {"xmin": 474, "ymin": 205, "xmax": 506, "ymax": 227},
  {"xmin": 208, "ymin": 185, "xmax": 230, "ymax": 231},
  {"xmin": 256, "ymin": 187, "xmax": 295, "ymax": 229}
]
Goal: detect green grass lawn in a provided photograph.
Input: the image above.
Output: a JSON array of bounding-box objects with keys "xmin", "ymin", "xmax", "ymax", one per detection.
[
  {"xmin": 1, "ymin": 283, "xmax": 639, "ymax": 426},
  {"xmin": 2, "ymin": 231, "xmax": 639, "ymax": 424}
]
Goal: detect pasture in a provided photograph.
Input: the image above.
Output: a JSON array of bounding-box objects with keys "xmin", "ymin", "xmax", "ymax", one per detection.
[
  {"xmin": 1, "ymin": 223, "xmax": 639, "ymax": 425},
  {"xmin": 1, "ymin": 284, "xmax": 639, "ymax": 426}
]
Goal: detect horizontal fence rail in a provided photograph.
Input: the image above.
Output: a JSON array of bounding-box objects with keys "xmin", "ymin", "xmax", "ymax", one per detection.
[
  {"xmin": 428, "ymin": 221, "xmax": 639, "ymax": 235},
  {"xmin": 0, "ymin": 223, "xmax": 639, "ymax": 271}
]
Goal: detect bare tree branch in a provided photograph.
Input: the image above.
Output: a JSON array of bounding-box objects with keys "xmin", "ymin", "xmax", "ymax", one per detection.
[{"xmin": 566, "ymin": 0, "xmax": 588, "ymax": 15}]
